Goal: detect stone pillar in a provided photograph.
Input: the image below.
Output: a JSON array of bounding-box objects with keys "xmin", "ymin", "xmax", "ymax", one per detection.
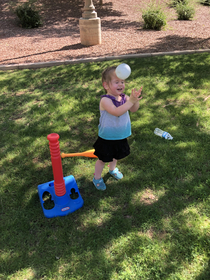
[{"xmin": 79, "ymin": 0, "xmax": 101, "ymax": 46}]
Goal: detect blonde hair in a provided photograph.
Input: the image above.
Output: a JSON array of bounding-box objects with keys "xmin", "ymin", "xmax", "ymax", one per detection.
[{"xmin": 102, "ymin": 66, "xmax": 116, "ymax": 84}]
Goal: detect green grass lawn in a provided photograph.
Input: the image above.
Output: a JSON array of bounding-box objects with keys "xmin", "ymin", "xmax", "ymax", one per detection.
[{"xmin": 1, "ymin": 53, "xmax": 210, "ymax": 280}]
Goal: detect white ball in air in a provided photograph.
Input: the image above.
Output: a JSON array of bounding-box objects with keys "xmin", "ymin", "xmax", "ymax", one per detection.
[{"xmin": 115, "ymin": 63, "xmax": 131, "ymax": 80}]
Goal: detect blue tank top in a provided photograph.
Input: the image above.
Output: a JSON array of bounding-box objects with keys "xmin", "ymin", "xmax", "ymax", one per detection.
[{"xmin": 98, "ymin": 94, "xmax": 131, "ymax": 140}]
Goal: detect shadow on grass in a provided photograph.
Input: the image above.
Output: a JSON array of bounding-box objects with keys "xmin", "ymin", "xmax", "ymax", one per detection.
[{"xmin": 1, "ymin": 53, "xmax": 210, "ymax": 279}]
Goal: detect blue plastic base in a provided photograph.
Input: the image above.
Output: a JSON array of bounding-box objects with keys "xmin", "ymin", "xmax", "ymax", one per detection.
[{"xmin": 37, "ymin": 175, "xmax": 84, "ymax": 218}]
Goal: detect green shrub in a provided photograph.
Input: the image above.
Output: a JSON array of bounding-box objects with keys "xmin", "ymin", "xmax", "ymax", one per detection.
[
  {"xmin": 175, "ymin": 2, "xmax": 195, "ymax": 20},
  {"xmin": 200, "ymin": 0, "xmax": 210, "ymax": 5},
  {"xmin": 14, "ymin": 1, "xmax": 42, "ymax": 28},
  {"xmin": 142, "ymin": 6, "xmax": 167, "ymax": 30},
  {"xmin": 171, "ymin": 0, "xmax": 188, "ymax": 6}
]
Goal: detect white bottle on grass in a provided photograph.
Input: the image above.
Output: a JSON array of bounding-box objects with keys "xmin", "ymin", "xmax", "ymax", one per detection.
[{"xmin": 154, "ymin": 128, "xmax": 173, "ymax": 140}]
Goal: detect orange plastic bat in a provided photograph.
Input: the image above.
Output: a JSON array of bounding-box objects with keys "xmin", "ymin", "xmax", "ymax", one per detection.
[{"xmin": 61, "ymin": 149, "xmax": 97, "ymax": 159}]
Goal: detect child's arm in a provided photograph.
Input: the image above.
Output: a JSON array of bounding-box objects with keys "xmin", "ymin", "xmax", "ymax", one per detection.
[
  {"xmin": 129, "ymin": 100, "xmax": 140, "ymax": 112},
  {"xmin": 127, "ymin": 87, "xmax": 143, "ymax": 112},
  {"xmin": 100, "ymin": 90, "xmax": 141, "ymax": 117}
]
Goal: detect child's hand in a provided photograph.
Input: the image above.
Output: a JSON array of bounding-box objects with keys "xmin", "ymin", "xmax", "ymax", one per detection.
[{"xmin": 129, "ymin": 87, "xmax": 143, "ymax": 104}]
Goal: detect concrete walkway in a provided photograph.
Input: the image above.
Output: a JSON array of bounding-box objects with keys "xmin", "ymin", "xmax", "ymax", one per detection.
[{"xmin": 1, "ymin": 49, "xmax": 210, "ymax": 71}]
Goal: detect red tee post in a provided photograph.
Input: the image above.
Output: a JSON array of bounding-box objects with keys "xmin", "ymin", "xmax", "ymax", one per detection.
[{"xmin": 47, "ymin": 133, "xmax": 66, "ymax": 197}]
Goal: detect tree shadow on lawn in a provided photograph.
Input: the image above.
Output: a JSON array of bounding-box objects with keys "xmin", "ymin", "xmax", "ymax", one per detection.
[
  {"xmin": 1, "ymin": 53, "xmax": 210, "ymax": 279},
  {"xmin": 1, "ymin": 170, "xmax": 210, "ymax": 278}
]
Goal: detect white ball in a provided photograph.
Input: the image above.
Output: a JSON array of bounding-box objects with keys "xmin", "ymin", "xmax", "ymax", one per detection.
[{"xmin": 115, "ymin": 63, "xmax": 131, "ymax": 80}]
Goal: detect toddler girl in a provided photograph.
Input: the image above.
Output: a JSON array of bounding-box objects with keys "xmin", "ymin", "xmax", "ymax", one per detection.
[{"xmin": 93, "ymin": 66, "xmax": 142, "ymax": 190}]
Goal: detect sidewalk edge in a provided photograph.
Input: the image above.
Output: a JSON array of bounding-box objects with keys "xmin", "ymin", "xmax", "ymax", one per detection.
[{"xmin": 1, "ymin": 49, "xmax": 210, "ymax": 71}]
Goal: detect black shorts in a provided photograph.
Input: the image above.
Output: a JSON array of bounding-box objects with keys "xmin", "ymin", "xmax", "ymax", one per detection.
[{"xmin": 93, "ymin": 136, "xmax": 130, "ymax": 162}]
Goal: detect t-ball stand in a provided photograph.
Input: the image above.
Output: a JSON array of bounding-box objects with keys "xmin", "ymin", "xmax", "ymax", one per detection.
[{"xmin": 37, "ymin": 133, "xmax": 84, "ymax": 218}]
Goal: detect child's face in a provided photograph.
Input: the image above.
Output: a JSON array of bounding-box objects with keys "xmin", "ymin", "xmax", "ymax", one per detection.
[{"xmin": 103, "ymin": 73, "xmax": 125, "ymax": 96}]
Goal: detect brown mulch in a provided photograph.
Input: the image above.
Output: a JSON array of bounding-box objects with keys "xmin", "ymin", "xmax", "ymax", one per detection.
[{"xmin": 0, "ymin": 0, "xmax": 210, "ymax": 65}]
